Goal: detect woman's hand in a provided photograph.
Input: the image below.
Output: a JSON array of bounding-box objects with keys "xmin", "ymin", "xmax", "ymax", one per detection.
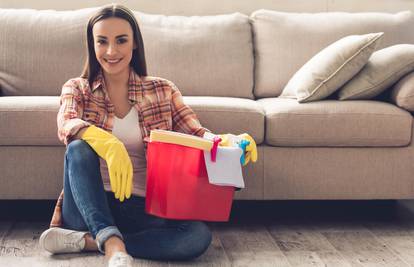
[{"xmin": 80, "ymin": 125, "xmax": 133, "ymax": 202}]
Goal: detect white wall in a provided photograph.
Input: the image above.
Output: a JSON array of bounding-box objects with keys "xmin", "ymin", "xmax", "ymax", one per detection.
[{"xmin": 0, "ymin": 0, "xmax": 413, "ymax": 15}]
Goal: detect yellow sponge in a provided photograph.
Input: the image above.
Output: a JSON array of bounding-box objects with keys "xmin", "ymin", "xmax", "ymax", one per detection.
[{"xmin": 150, "ymin": 130, "xmax": 213, "ymax": 151}]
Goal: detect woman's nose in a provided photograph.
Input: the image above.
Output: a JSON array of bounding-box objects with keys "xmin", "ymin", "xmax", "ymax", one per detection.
[{"xmin": 106, "ymin": 43, "xmax": 117, "ymax": 56}]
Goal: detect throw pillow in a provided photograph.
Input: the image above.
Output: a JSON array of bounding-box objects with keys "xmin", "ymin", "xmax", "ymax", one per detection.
[
  {"xmin": 390, "ymin": 71, "xmax": 414, "ymax": 112},
  {"xmin": 338, "ymin": 44, "xmax": 414, "ymax": 100},
  {"xmin": 280, "ymin": 32, "xmax": 383, "ymax": 103}
]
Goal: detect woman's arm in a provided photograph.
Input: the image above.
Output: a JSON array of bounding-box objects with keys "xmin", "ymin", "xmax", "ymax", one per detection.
[
  {"xmin": 73, "ymin": 127, "xmax": 88, "ymax": 140},
  {"xmin": 168, "ymin": 81, "xmax": 211, "ymax": 137},
  {"xmin": 57, "ymin": 79, "xmax": 91, "ymax": 146}
]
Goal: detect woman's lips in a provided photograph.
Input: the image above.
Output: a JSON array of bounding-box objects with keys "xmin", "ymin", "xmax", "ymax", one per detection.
[{"xmin": 104, "ymin": 58, "xmax": 122, "ymax": 64}]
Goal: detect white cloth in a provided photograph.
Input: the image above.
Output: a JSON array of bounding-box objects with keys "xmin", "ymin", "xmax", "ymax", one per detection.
[
  {"xmin": 202, "ymin": 132, "xmax": 245, "ymax": 188},
  {"xmin": 99, "ymin": 107, "xmax": 147, "ymax": 197}
]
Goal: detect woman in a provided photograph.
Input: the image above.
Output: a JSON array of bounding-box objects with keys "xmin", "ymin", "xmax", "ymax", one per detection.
[{"xmin": 39, "ymin": 4, "xmax": 212, "ymax": 267}]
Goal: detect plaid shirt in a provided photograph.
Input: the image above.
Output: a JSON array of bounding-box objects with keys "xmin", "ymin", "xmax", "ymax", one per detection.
[{"xmin": 50, "ymin": 68, "xmax": 209, "ymax": 228}]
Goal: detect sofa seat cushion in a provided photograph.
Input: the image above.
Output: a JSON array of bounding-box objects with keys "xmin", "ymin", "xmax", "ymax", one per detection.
[
  {"xmin": 258, "ymin": 98, "xmax": 412, "ymax": 147},
  {"xmin": 0, "ymin": 96, "xmax": 61, "ymax": 145},
  {"xmin": 183, "ymin": 96, "xmax": 265, "ymax": 144},
  {"xmin": 0, "ymin": 96, "xmax": 265, "ymax": 146}
]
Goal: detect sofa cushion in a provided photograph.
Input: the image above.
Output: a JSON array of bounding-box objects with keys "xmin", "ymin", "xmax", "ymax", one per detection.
[
  {"xmin": 0, "ymin": 96, "xmax": 264, "ymax": 146},
  {"xmin": 280, "ymin": 32, "xmax": 383, "ymax": 103},
  {"xmin": 135, "ymin": 11, "xmax": 254, "ymax": 99},
  {"xmin": 391, "ymin": 72, "xmax": 414, "ymax": 112},
  {"xmin": 258, "ymin": 98, "xmax": 412, "ymax": 147},
  {"xmin": 263, "ymin": 144, "xmax": 414, "ymax": 199},
  {"xmin": 0, "ymin": 96, "xmax": 61, "ymax": 145},
  {"xmin": 0, "ymin": 8, "xmax": 254, "ymax": 99},
  {"xmin": 182, "ymin": 96, "xmax": 265, "ymax": 144},
  {"xmin": 0, "ymin": 8, "xmax": 94, "ymax": 96},
  {"xmin": 251, "ymin": 10, "xmax": 414, "ymax": 98},
  {"xmin": 338, "ymin": 44, "xmax": 414, "ymax": 100}
]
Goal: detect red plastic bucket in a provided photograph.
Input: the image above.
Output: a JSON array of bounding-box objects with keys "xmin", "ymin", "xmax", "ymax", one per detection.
[{"xmin": 145, "ymin": 141, "xmax": 235, "ymax": 221}]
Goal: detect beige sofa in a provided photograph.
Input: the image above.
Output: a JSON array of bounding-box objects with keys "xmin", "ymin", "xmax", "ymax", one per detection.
[{"xmin": 1, "ymin": 7, "xmax": 414, "ymax": 200}]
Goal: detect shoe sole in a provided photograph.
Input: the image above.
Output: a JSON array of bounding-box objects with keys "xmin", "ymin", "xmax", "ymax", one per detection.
[
  {"xmin": 39, "ymin": 227, "xmax": 86, "ymax": 254},
  {"xmin": 39, "ymin": 227, "xmax": 55, "ymax": 253}
]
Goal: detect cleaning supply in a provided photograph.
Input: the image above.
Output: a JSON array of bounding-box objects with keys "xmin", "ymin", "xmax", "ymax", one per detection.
[
  {"xmin": 151, "ymin": 129, "xmax": 222, "ymax": 162},
  {"xmin": 81, "ymin": 125, "xmax": 133, "ymax": 202},
  {"xmin": 238, "ymin": 133, "xmax": 258, "ymax": 166},
  {"xmin": 210, "ymin": 136, "xmax": 222, "ymax": 162},
  {"xmin": 217, "ymin": 134, "xmax": 232, "ymax": 147},
  {"xmin": 215, "ymin": 133, "xmax": 258, "ymax": 166},
  {"xmin": 238, "ymin": 139, "xmax": 250, "ymax": 165},
  {"xmin": 204, "ymin": 146, "xmax": 245, "ymax": 188},
  {"xmin": 146, "ymin": 131, "xmax": 235, "ymax": 221},
  {"xmin": 217, "ymin": 133, "xmax": 238, "ymax": 147},
  {"xmin": 150, "ymin": 129, "xmax": 213, "ymax": 151}
]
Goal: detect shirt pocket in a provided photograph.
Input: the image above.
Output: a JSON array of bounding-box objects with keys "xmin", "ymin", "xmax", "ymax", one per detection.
[
  {"xmin": 83, "ymin": 97, "xmax": 105, "ymax": 124},
  {"xmin": 143, "ymin": 117, "xmax": 170, "ymax": 131},
  {"xmin": 83, "ymin": 109, "xmax": 101, "ymax": 124}
]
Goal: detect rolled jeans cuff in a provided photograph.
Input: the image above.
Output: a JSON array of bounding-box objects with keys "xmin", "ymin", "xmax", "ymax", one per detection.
[{"xmin": 95, "ymin": 226, "xmax": 124, "ymax": 254}]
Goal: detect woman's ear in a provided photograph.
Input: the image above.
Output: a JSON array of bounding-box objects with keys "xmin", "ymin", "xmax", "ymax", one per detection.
[{"xmin": 133, "ymin": 42, "xmax": 137, "ymax": 49}]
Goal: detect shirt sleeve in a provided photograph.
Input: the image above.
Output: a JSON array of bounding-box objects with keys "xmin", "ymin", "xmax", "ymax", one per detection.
[
  {"xmin": 57, "ymin": 79, "xmax": 91, "ymax": 146},
  {"xmin": 168, "ymin": 81, "xmax": 211, "ymax": 137}
]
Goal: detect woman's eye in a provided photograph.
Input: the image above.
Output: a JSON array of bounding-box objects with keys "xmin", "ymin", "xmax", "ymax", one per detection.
[
  {"xmin": 117, "ymin": 38, "xmax": 127, "ymax": 44},
  {"xmin": 97, "ymin": 39, "xmax": 106, "ymax": 45}
]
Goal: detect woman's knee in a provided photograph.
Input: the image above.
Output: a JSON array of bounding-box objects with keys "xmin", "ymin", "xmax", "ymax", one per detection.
[
  {"xmin": 179, "ymin": 221, "xmax": 212, "ymax": 260},
  {"xmin": 193, "ymin": 222, "xmax": 212, "ymax": 255},
  {"xmin": 66, "ymin": 139, "xmax": 98, "ymax": 164}
]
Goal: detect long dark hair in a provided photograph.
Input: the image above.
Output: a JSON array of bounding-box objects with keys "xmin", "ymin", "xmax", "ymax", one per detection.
[{"xmin": 81, "ymin": 4, "xmax": 147, "ymax": 85}]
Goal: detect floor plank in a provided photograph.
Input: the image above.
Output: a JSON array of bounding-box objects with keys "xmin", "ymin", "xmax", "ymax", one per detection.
[
  {"xmin": 168, "ymin": 227, "xmax": 231, "ymax": 267},
  {"xmin": 0, "ymin": 220, "xmax": 13, "ymax": 239},
  {"xmin": 0, "ymin": 221, "xmax": 46, "ymax": 257},
  {"xmin": 267, "ymin": 222, "xmax": 351, "ymax": 267},
  {"xmin": 365, "ymin": 221, "xmax": 414, "ymax": 266},
  {"xmin": 217, "ymin": 223, "xmax": 291, "ymax": 267},
  {"xmin": 322, "ymin": 228, "xmax": 410, "ymax": 267}
]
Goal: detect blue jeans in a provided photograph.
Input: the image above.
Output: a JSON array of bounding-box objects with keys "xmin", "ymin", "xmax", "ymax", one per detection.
[{"xmin": 62, "ymin": 139, "xmax": 212, "ymax": 261}]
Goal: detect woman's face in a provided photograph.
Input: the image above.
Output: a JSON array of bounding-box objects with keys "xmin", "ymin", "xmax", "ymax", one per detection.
[{"xmin": 92, "ymin": 17, "xmax": 136, "ymax": 76}]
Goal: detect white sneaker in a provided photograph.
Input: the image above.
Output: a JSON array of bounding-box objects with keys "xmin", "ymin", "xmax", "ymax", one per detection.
[
  {"xmin": 108, "ymin": 251, "xmax": 134, "ymax": 267},
  {"xmin": 39, "ymin": 227, "xmax": 87, "ymax": 254}
]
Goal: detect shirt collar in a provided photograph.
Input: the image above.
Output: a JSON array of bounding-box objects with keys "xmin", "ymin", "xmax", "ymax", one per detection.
[{"xmin": 91, "ymin": 67, "xmax": 142, "ymax": 104}]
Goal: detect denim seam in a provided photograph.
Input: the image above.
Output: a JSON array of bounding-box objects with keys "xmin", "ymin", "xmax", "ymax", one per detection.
[{"xmin": 95, "ymin": 226, "xmax": 124, "ymax": 254}]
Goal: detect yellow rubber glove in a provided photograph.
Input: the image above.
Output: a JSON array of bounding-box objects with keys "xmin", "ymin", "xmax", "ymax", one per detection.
[
  {"xmin": 81, "ymin": 125, "xmax": 133, "ymax": 202},
  {"xmin": 238, "ymin": 133, "xmax": 257, "ymax": 166}
]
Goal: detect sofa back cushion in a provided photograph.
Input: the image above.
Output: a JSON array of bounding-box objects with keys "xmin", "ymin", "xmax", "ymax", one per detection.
[
  {"xmin": 251, "ymin": 10, "xmax": 414, "ymax": 98},
  {"xmin": 0, "ymin": 8, "xmax": 254, "ymax": 98},
  {"xmin": 135, "ymin": 11, "xmax": 254, "ymax": 98},
  {"xmin": 0, "ymin": 8, "xmax": 94, "ymax": 96}
]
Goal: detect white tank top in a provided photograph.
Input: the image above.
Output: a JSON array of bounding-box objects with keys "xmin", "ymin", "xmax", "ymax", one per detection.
[{"xmin": 99, "ymin": 107, "xmax": 147, "ymax": 197}]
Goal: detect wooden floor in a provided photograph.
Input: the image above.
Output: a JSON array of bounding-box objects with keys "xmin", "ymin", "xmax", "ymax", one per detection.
[{"xmin": 1, "ymin": 200, "xmax": 414, "ymax": 266}]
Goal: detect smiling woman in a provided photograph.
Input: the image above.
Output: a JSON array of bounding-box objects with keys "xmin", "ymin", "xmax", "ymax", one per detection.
[
  {"xmin": 38, "ymin": 4, "xmax": 212, "ymax": 267},
  {"xmin": 94, "ymin": 19, "xmax": 135, "ymax": 76},
  {"xmin": 81, "ymin": 4, "xmax": 147, "ymax": 86},
  {"xmin": 91, "ymin": 17, "xmax": 138, "ymax": 119}
]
